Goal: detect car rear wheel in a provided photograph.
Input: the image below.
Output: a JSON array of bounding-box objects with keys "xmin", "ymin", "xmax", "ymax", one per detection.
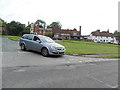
[
  {"xmin": 21, "ymin": 44, "xmax": 26, "ymax": 51},
  {"xmin": 41, "ymin": 48, "xmax": 49, "ymax": 57}
]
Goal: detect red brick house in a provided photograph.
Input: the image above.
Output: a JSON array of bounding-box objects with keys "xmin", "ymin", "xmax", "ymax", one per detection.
[
  {"xmin": 30, "ymin": 23, "xmax": 81, "ymax": 39},
  {"xmin": 32, "ymin": 24, "xmax": 52, "ymax": 35},
  {"xmin": 52, "ymin": 28, "xmax": 81, "ymax": 40},
  {"xmin": 0, "ymin": 26, "xmax": 6, "ymax": 34}
]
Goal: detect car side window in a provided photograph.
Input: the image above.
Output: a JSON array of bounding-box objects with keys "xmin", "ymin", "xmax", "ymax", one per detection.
[
  {"xmin": 23, "ymin": 35, "xmax": 28, "ymax": 39},
  {"xmin": 33, "ymin": 36, "xmax": 40, "ymax": 41},
  {"xmin": 27, "ymin": 35, "xmax": 33, "ymax": 40}
]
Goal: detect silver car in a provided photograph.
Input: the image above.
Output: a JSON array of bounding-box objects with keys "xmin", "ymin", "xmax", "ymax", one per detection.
[{"xmin": 19, "ymin": 34, "xmax": 66, "ymax": 56}]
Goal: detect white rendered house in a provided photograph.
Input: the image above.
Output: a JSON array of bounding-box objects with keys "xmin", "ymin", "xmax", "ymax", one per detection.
[{"xmin": 88, "ymin": 30, "xmax": 114, "ymax": 43}]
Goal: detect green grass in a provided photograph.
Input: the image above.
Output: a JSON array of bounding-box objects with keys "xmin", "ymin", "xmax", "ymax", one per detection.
[
  {"xmin": 0, "ymin": 35, "xmax": 21, "ymax": 41},
  {"xmin": 57, "ymin": 40, "xmax": 119, "ymax": 55},
  {"xmin": 1, "ymin": 35, "xmax": 119, "ymax": 55},
  {"xmin": 105, "ymin": 55, "xmax": 120, "ymax": 58}
]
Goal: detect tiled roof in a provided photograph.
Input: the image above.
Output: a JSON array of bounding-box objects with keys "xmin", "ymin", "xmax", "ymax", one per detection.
[
  {"xmin": 91, "ymin": 30, "xmax": 113, "ymax": 37},
  {"xmin": 52, "ymin": 29, "xmax": 72, "ymax": 34},
  {"xmin": 114, "ymin": 34, "xmax": 120, "ymax": 40}
]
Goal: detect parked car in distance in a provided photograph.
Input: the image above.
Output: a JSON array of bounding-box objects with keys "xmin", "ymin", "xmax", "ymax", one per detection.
[{"xmin": 19, "ymin": 34, "xmax": 66, "ymax": 57}]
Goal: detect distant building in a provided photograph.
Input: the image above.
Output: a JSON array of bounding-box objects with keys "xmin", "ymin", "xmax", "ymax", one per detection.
[
  {"xmin": 113, "ymin": 34, "xmax": 120, "ymax": 44},
  {"xmin": 0, "ymin": 26, "xmax": 6, "ymax": 34},
  {"xmin": 30, "ymin": 23, "xmax": 81, "ymax": 39},
  {"xmin": 30, "ymin": 23, "xmax": 52, "ymax": 35},
  {"xmin": 53, "ymin": 27, "xmax": 81, "ymax": 40},
  {"xmin": 88, "ymin": 30, "xmax": 114, "ymax": 43}
]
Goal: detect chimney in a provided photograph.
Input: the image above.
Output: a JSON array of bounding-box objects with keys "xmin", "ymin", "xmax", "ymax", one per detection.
[
  {"xmin": 97, "ymin": 29, "xmax": 100, "ymax": 32},
  {"xmin": 79, "ymin": 26, "xmax": 81, "ymax": 35},
  {"xmin": 107, "ymin": 29, "xmax": 109, "ymax": 33}
]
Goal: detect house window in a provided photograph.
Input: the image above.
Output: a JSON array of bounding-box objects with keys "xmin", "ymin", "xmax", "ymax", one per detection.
[
  {"xmin": 67, "ymin": 34, "xmax": 70, "ymax": 35},
  {"xmin": 54, "ymin": 35, "xmax": 59, "ymax": 37},
  {"xmin": 40, "ymin": 30, "xmax": 42, "ymax": 33},
  {"xmin": 61, "ymin": 33, "xmax": 64, "ymax": 35},
  {"xmin": 73, "ymin": 33, "xmax": 77, "ymax": 35}
]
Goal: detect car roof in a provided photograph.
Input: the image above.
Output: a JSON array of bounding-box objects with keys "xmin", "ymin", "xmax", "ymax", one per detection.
[{"xmin": 23, "ymin": 34, "xmax": 46, "ymax": 37}]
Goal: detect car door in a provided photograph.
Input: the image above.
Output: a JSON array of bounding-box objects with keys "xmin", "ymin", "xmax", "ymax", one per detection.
[
  {"xmin": 31, "ymin": 36, "xmax": 43, "ymax": 52},
  {"xmin": 25, "ymin": 35, "xmax": 34, "ymax": 50}
]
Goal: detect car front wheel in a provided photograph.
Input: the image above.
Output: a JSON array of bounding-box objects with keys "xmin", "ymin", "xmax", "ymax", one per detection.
[{"xmin": 41, "ymin": 48, "xmax": 49, "ymax": 57}]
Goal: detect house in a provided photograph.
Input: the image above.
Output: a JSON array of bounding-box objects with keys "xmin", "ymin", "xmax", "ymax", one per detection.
[
  {"xmin": 88, "ymin": 30, "xmax": 114, "ymax": 43},
  {"xmin": 30, "ymin": 23, "xmax": 81, "ymax": 40},
  {"xmin": 0, "ymin": 26, "xmax": 6, "ymax": 34},
  {"xmin": 53, "ymin": 27, "xmax": 81, "ymax": 40},
  {"xmin": 113, "ymin": 34, "xmax": 120, "ymax": 44},
  {"xmin": 30, "ymin": 23, "xmax": 52, "ymax": 35}
]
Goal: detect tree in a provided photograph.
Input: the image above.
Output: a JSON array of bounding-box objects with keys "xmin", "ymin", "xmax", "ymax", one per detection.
[
  {"xmin": 0, "ymin": 18, "xmax": 7, "ymax": 27},
  {"xmin": 0, "ymin": 18, "xmax": 7, "ymax": 35},
  {"xmin": 114, "ymin": 30, "xmax": 120, "ymax": 34},
  {"xmin": 6, "ymin": 21, "xmax": 25, "ymax": 36},
  {"xmin": 35, "ymin": 19, "xmax": 46, "ymax": 35},
  {"xmin": 20, "ymin": 25, "xmax": 30, "ymax": 36},
  {"xmin": 49, "ymin": 21, "xmax": 62, "ymax": 30},
  {"xmin": 35, "ymin": 19, "xmax": 46, "ymax": 28}
]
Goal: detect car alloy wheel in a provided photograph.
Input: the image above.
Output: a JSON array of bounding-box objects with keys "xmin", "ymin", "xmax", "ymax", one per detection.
[
  {"xmin": 41, "ymin": 48, "xmax": 49, "ymax": 57},
  {"xmin": 21, "ymin": 44, "xmax": 26, "ymax": 51}
]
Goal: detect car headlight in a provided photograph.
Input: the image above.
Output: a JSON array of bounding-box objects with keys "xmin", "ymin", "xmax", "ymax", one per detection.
[{"xmin": 50, "ymin": 46, "xmax": 56, "ymax": 50}]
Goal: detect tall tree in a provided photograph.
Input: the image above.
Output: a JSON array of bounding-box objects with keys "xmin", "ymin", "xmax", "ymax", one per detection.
[
  {"xmin": 0, "ymin": 18, "xmax": 7, "ymax": 27},
  {"xmin": 35, "ymin": 19, "xmax": 46, "ymax": 28},
  {"xmin": 49, "ymin": 21, "xmax": 62, "ymax": 29},
  {"xmin": 20, "ymin": 25, "xmax": 30, "ymax": 36},
  {"xmin": 6, "ymin": 21, "xmax": 25, "ymax": 36},
  {"xmin": 114, "ymin": 30, "xmax": 120, "ymax": 34}
]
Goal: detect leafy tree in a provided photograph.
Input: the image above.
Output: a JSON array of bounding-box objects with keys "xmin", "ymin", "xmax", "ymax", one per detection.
[
  {"xmin": 0, "ymin": 18, "xmax": 7, "ymax": 35},
  {"xmin": 0, "ymin": 18, "xmax": 7, "ymax": 27},
  {"xmin": 6, "ymin": 21, "xmax": 25, "ymax": 36},
  {"xmin": 49, "ymin": 21, "xmax": 62, "ymax": 30},
  {"xmin": 20, "ymin": 25, "xmax": 30, "ymax": 36},
  {"xmin": 47, "ymin": 25, "xmax": 52, "ymax": 28},
  {"xmin": 35, "ymin": 19, "xmax": 46, "ymax": 28},
  {"xmin": 114, "ymin": 30, "xmax": 120, "ymax": 34}
]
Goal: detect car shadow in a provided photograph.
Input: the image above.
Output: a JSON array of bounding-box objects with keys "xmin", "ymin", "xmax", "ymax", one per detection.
[{"xmin": 25, "ymin": 50, "xmax": 63, "ymax": 58}]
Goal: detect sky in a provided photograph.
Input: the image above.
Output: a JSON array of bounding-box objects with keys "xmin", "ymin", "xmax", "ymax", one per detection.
[{"xmin": 0, "ymin": 0, "xmax": 119, "ymax": 35}]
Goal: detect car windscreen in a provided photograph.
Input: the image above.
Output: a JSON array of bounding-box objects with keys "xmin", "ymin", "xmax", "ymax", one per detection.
[{"xmin": 39, "ymin": 36, "xmax": 55, "ymax": 43}]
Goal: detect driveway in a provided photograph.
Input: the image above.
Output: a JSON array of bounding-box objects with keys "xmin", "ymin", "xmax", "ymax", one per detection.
[{"xmin": 1, "ymin": 37, "xmax": 119, "ymax": 88}]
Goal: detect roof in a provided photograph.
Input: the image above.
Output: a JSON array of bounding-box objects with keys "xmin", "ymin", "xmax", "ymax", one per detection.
[
  {"xmin": 114, "ymin": 34, "xmax": 120, "ymax": 41},
  {"xmin": 91, "ymin": 30, "xmax": 113, "ymax": 37},
  {"xmin": 53, "ymin": 29, "xmax": 71, "ymax": 34},
  {"xmin": 52, "ymin": 29, "xmax": 79, "ymax": 34}
]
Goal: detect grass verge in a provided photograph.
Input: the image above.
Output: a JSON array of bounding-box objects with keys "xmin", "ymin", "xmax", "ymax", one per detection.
[
  {"xmin": 0, "ymin": 35, "xmax": 20, "ymax": 41},
  {"xmin": 105, "ymin": 55, "xmax": 120, "ymax": 58},
  {"xmin": 57, "ymin": 40, "xmax": 119, "ymax": 55}
]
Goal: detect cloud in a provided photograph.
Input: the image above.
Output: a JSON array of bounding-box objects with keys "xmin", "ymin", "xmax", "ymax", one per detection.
[{"xmin": 0, "ymin": 0, "xmax": 119, "ymax": 35}]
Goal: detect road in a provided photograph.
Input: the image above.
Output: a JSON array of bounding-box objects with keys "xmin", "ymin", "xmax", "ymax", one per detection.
[{"xmin": 1, "ymin": 37, "xmax": 119, "ymax": 88}]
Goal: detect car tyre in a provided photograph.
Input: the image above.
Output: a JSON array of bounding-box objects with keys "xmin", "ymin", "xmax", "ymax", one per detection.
[
  {"xmin": 21, "ymin": 44, "xmax": 26, "ymax": 51},
  {"xmin": 41, "ymin": 48, "xmax": 49, "ymax": 57}
]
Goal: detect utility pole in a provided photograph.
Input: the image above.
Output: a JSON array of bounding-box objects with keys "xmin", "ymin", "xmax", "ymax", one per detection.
[{"xmin": 43, "ymin": 23, "xmax": 46, "ymax": 36}]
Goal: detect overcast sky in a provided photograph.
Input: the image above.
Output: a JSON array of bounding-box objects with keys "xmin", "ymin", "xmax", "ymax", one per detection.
[{"xmin": 0, "ymin": 0, "xmax": 119, "ymax": 35}]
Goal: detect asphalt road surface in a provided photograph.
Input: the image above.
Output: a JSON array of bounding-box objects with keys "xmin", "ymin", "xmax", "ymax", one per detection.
[{"xmin": 1, "ymin": 37, "xmax": 119, "ymax": 88}]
